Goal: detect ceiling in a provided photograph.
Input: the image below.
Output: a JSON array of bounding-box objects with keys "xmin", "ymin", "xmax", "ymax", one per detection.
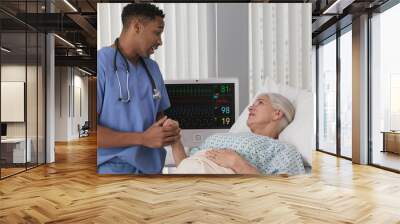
[
  {"xmin": 311, "ymin": 0, "xmax": 390, "ymax": 44},
  {"xmin": 0, "ymin": 0, "xmax": 98, "ymax": 74}
]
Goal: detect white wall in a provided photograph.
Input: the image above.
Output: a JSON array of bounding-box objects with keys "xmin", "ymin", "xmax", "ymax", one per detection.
[
  {"xmin": 1, "ymin": 65, "xmax": 38, "ymax": 137},
  {"xmin": 1, "ymin": 65, "xmax": 26, "ymax": 140},
  {"xmin": 72, "ymin": 73, "xmax": 89, "ymax": 138},
  {"xmin": 97, "ymin": 3, "xmax": 312, "ymax": 115},
  {"xmin": 216, "ymin": 4, "xmax": 249, "ymax": 112},
  {"xmin": 1, "ymin": 64, "xmax": 46, "ymax": 164},
  {"xmin": 55, "ymin": 67, "xmax": 68, "ymax": 141},
  {"xmin": 54, "ymin": 67, "xmax": 89, "ymax": 141},
  {"xmin": 1, "ymin": 66, "xmax": 26, "ymax": 131}
]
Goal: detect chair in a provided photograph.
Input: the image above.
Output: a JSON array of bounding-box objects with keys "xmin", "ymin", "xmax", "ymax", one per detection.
[{"xmin": 79, "ymin": 121, "xmax": 90, "ymax": 138}]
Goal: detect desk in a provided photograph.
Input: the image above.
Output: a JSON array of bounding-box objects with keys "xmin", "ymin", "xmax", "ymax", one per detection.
[
  {"xmin": 381, "ymin": 131, "xmax": 400, "ymax": 154},
  {"xmin": 1, "ymin": 138, "xmax": 31, "ymax": 163}
]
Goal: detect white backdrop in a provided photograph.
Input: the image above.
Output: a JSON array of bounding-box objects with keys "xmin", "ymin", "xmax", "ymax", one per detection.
[
  {"xmin": 98, "ymin": 3, "xmax": 217, "ymax": 79},
  {"xmin": 97, "ymin": 3, "xmax": 312, "ymax": 100},
  {"xmin": 249, "ymin": 3, "xmax": 311, "ymax": 99},
  {"xmin": 1, "ymin": 82, "xmax": 24, "ymax": 122}
]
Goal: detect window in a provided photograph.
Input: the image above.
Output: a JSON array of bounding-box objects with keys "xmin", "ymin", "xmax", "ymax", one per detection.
[
  {"xmin": 0, "ymin": 0, "xmax": 47, "ymax": 179},
  {"xmin": 390, "ymin": 74, "xmax": 400, "ymax": 130},
  {"xmin": 340, "ymin": 29, "xmax": 352, "ymax": 158},
  {"xmin": 371, "ymin": 2, "xmax": 400, "ymax": 171},
  {"xmin": 318, "ymin": 37, "xmax": 337, "ymax": 154}
]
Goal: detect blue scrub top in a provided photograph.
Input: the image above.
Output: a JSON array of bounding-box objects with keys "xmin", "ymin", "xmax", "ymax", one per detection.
[{"xmin": 97, "ymin": 46, "xmax": 170, "ymax": 174}]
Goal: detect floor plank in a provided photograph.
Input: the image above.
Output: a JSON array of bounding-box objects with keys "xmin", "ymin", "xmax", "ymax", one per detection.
[{"xmin": 0, "ymin": 134, "xmax": 400, "ymax": 223}]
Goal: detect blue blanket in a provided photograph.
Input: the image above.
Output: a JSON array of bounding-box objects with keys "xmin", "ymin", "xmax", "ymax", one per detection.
[{"xmin": 190, "ymin": 132, "xmax": 305, "ymax": 175}]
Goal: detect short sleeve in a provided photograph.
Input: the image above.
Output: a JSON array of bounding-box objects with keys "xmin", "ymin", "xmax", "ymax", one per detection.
[
  {"xmin": 97, "ymin": 51, "xmax": 106, "ymax": 115},
  {"xmin": 158, "ymin": 77, "xmax": 171, "ymax": 112},
  {"xmin": 152, "ymin": 61, "xmax": 170, "ymax": 112}
]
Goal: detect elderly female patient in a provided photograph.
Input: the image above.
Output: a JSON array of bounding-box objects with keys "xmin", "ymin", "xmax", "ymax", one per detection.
[{"xmin": 165, "ymin": 93, "xmax": 305, "ymax": 175}]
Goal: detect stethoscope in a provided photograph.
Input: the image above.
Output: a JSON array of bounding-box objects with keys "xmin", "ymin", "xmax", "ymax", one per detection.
[{"xmin": 113, "ymin": 38, "xmax": 161, "ymax": 103}]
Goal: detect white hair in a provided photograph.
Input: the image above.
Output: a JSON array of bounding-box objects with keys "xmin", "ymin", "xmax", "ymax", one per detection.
[{"xmin": 259, "ymin": 93, "xmax": 295, "ymax": 132}]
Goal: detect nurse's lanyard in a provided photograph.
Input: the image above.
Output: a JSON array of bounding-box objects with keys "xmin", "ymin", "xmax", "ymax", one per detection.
[{"xmin": 113, "ymin": 38, "xmax": 161, "ymax": 103}]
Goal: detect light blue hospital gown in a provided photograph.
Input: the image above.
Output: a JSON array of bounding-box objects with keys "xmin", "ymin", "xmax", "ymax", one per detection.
[{"xmin": 190, "ymin": 132, "xmax": 306, "ymax": 175}]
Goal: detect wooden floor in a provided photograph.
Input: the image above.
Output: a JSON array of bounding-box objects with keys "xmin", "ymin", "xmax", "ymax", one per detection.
[
  {"xmin": 1, "ymin": 135, "xmax": 400, "ymax": 223},
  {"xmin": 1, "ymin": 163, "xmax": 46, "ymax": 178},
  {"xmin": 1, "ymin": 167, "xmax": 26, "ymax": 178}
]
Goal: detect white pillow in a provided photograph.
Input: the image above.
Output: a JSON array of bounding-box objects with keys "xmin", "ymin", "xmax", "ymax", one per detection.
[{"xmin": 229, "ymin": 78, "xmax": 314, "ymax": 167}]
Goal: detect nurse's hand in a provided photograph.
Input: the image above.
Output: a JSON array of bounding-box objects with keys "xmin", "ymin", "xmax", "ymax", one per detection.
[{"xmin": 142, "ymin": 117, "xmax": 181, "ymax": 148}]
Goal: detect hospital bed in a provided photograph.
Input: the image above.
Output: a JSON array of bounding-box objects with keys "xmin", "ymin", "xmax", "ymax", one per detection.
[{"xmin": 163, "ymin": 78, "xmax": 314, "ymax": 174}]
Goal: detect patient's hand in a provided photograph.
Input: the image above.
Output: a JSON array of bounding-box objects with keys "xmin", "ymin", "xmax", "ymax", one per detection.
[
  {"xmin": 163, "ymin": 118, "xmax": 179, "ymax": 130},
  {"xmin": 163, "ymin": 118, "xmax": 181, "ymax": 145},
  {"xmin": 205, "ymin": 149, "xmax": 241, "ymax": 170},
  {"xmin": 163, "ymin": 119, "xmax": 180, "ymax": 134},
  {"xmin": 205, "ymin": 148, "xmax": 260, "ymax": 174}
]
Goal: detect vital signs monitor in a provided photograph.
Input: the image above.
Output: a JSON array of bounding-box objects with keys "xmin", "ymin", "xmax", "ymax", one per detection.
[{"xmin": 164, "ymin": 79, "xmax": 239, "ymax": 147}]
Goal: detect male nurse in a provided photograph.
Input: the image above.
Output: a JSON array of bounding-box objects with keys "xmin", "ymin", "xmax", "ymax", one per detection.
[{"xmin": 97, "ymin": 3, "xmax": 180, "ymax": 174}]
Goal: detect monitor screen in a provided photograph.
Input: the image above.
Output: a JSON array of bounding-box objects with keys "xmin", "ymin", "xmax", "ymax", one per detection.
[
  {"xmin": 165, "ymin": 81, "xmax": 236, "ymax": 129},
  {"xmin": 1, "ymin": 123, "xmax": 7, "ymax": 137}
]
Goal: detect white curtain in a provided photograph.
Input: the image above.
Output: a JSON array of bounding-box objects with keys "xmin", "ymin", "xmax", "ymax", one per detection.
[
  {"xmin": 249, "ymin": 3, "xmax": 312, "ymax": 100},
  {"xmin": 98, "ymin": 3, "xmax": 312, "ymax": 96},
  {"xmin": 97, "ymin": 3, "xmax": 217, "ymax": 80}
]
